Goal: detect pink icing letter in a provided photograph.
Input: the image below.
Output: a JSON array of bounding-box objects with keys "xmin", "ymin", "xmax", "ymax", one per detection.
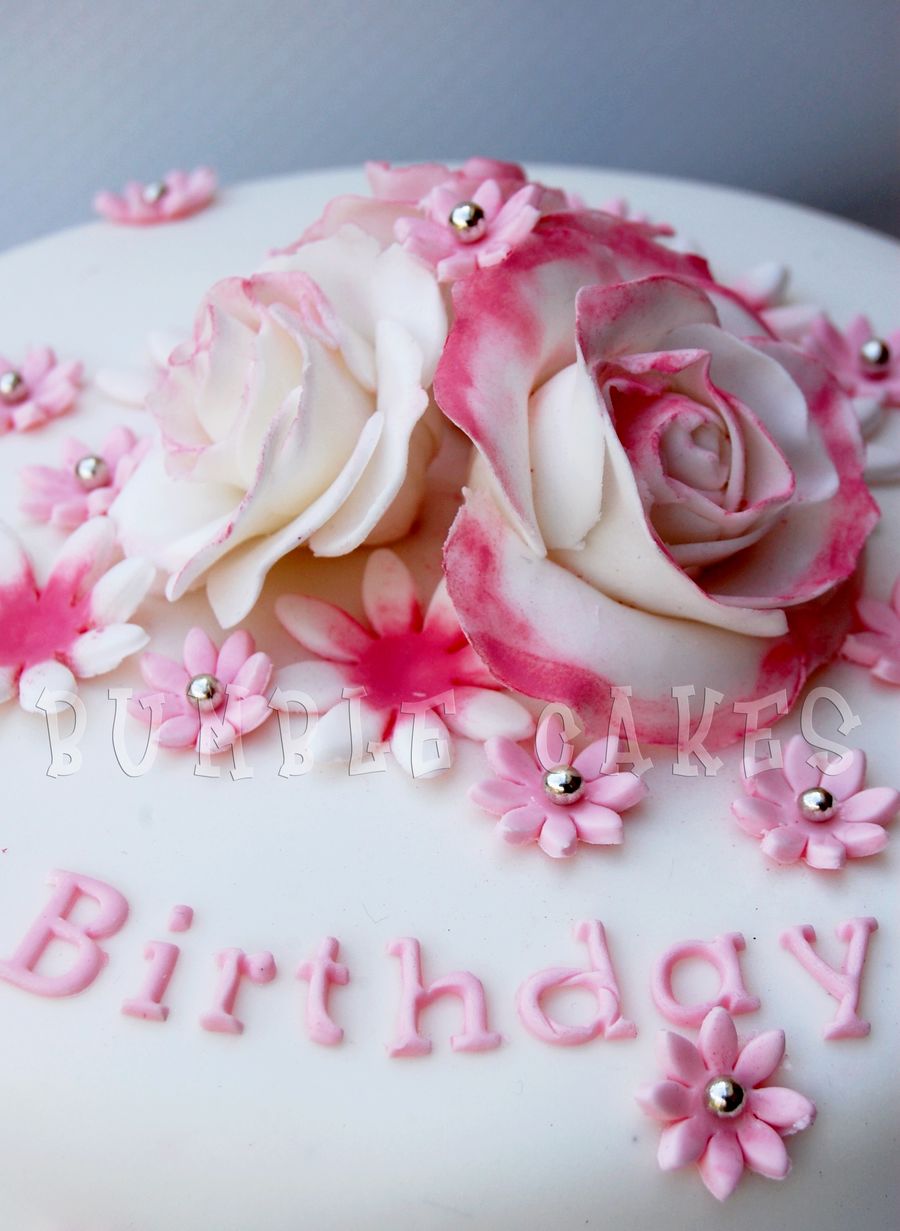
[
  {"xmin": 651, "ymin": 932, "xmax": 760, "ymax": 1026},
  {"xmin": 517, "ymin": 920, "xmax": 636, "ymax": 1045},
  {"xmin": 386, "ymin": 937, "xmax": 502, "ymax": 1056},
  {"xmin": 0, "ymin": 869, "xmax": 129, "ymax": 997},
  {"xmin": 297, "ymin": 937, "xmax": 349, "ymax": 1045},
  {"xmin": 199, "ymin": 948, "xmax": 277, "ymax": 1035},
  {"xmin": 121, "ymin": 942, "xmax": 180, "ymax": 1022},
  {"xmin": 780, "ymin": 917, "xmax": 879, "ymax": 1039}
]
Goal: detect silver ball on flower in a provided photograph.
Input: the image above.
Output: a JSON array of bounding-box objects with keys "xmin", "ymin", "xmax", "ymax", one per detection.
[
  {"xmin": 448, "ymin": 200, "xmax": 487, "ymax": 243},
  {"xmin": 542, "ymin": 765, "xmax": 585, "ymax": 805},
  {"xmin": 0, "ymin": 369, "xmax": 27, "ymax": 404},
  {"xmin": 74, "ymin": 454, "xmax": 111, "ymax": 491},
  {"xmin": 142, "ymin": 181, "xmax": 169, "ymax": 206},
  {"xmin": 186, "ymin": 673, "xmax": 224, "ymax": 709},
  {"xmin": 859, "ymin": 337, "xmax": 891, "ymax": 373},
  {"xmin": 705, "ymin": 1077, "xmax": 746, "ymax": 1118},
  {"xmin": 798, "ymin": 786, "xmax": 836, "ymax": 821}
]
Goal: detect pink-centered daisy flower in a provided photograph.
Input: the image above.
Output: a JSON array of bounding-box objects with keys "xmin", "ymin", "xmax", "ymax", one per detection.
[
  {"xmin": 130, "ymin": 627, "xmax": 273, "ymax": 754},
  {"xmin": 732, "ymin": 734, "xmax": 897, "ymax": 869},
  {"xmin": 842, "ymin": 576, "xmax": 900, "ymax": 685},
  {"xmin": 93, "ymin": 167, "xmax": 217, "ymax": 225},
  {"xmin": 273, "ymin": 549, "xmax": 535, "ymax": 776},
  {"xmin": 636, "ymin": 1006, "xmax": 816, "ymax": 1201},
  {"xmin": 802, "ymin": 314, "xmax": 900, "ymax": 407},
  {"xmin": 0, "ymin": 517, "xmax": 153, "ymax": 712},
  {"xmin": 470, "ymin": 733, "xmax": 647, "ymax": 858},
  {"xmin": 0, "ymin": 347, "xmax": 83, "ymax": 434},
  {"xmin": 20, "ymin": 427, "xmax": 149, "ymax": 530}
]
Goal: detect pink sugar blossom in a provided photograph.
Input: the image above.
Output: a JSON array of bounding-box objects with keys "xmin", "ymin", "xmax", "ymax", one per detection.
[
  {"xmin": 0, "ymin": 518, "xmax": 153, "ymax": 712},
  {"xmin": 396, "ymin": 178, "xmax": 544, "ymax": 282},
  {"xmin": 469, "ymin": 733, "xmax": 647, "ymax": 858},
  {"xmin": 801, "ymin": 314, "xmax": 900, "ymax": 407},
  {"xmin": 20, "ymin": 427, "xmax": 149, "ymax": 530},
  {"xmin": 130, "ymin": 627, "xmax": 273, "ymax": 754},
  {"xmin": 636, "ymin": 1006, "xmax": 816, "ymax": 1201},
  {"xmin": 0, "ymin": 347, "xmax": 83, "ymax": 433},
  {"xmin": 732, "ymin": 734, "xmax": 897, "ymax": 869},
  {"xmin": 273, "ymin": 549, "xmax": 535, "ymax": 777},
  {"xmin": 843, "ymin": 576, "xmax": 900, "ymax": 685},
  {"xmin": 93, "ymin": 167, "xmax": 217, "ymax": 225}
]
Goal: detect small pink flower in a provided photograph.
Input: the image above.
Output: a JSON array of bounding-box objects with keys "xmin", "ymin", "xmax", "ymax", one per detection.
[
  {"xmin": 732, "ymin": 734, "xmax": 897, "ymax": 869},
  {"xmin": 396, "ymin": 177, "xmax": 543, "ymax": 282},
  {"xmin": 20, "ymin": 427, "xmax": 149, "ymax": 530},
  {"xmin": 0, "ymin": 347, "xmax": 83, "ymax": 433},
  {"xmin": 636, "ymin": 1006, "xmax": 816, "ymax": 1201},
  {"xmin": 93, "ymin": 167, "xmax": 217, "ymax": 225},
  {"xmin": 130, "ymin": 627, "xmax": 273, "ymax": 754},
  {"xmin": 843, "ymin": 576, "xmax": 900, "ymax": 684},
  {"xmin": 801, "ymin": 314, "xmax": 900, "ymax": 407},
  {"xmin": 470, "ymin": 733, "xmax": 647, "ymax": 858},
  {"xmin": 273, "ymin": 549, "xmax": 534, "ymax": 776},
  {"xmin": 0, "ymin": 518, "xmax": 154, "ymax": 711},
  {"xmin": 599, "ymin": 196, "xmax": 674, "ymax": 238}
]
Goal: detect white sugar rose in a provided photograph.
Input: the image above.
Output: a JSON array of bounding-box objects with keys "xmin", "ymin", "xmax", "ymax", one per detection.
[{"xmin": 113, "ymin": 225, "xmax": 447, "ymax": 625}]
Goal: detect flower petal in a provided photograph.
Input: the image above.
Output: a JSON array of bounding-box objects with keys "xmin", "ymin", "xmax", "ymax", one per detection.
[
  {"xmin": 635, "ymin": 1080, "xmax": 692, "ymax": 1122},
  {"xmin": 157, "ymin": 712, "xmax": 201, "ymax": 748},
  {"xmin": 361, "ymin": 549, "xmax": 421, "ymax": 636},
  {"xmin": 570, "ymin": 802, "xmax": 623, "ymax": 845},
  {"xmin": 483, "ymin": 736, "xmax": 541, "ymax": 787},
  {"xmin": 822, "ymin": 748, "xmax": 866, "ymax": 800},
  {"xmin": 0, "ymin": 664, "xmax": 18, "ymax": 705},
  {"xmin": 314, "ymin": 698, "xmax": 389, "ymax": 766},
  {"xmin": 828, "ymin": 820, "xmax": 889, "ymax": 858},
  {"xmin": 444, "ymin": 686, "xmax": 535, "ymax": 742},
  {"xmin": 497, "ymin": 802, "xmax": 547, "ymax": 845},
  {"xmin": 731, "ymin": 795, "xmax": 781, "ymax": 837},
  {"xmin": 231, "ymin": 651, "xmax": 272, "ymax": 698},
  {"xmin": 658, "ymin": 1030, "xmax": 706, "ymax": 1085},
  {"xmin": 18, "ymin": 660, "xmax": 77, "ymax": 713},
  {"xmin": 734, "ymin": 1029, "xmax": 785, "ymax": 1088},
  {"xmin": 89, "ymin": 558, "xmax": 155, "ymax": 625},
  {"xmin": 698, "ymin": 1006, "xmax": 739, "ymax": 1073},
  {"xmin": 584, "ymin": 771, "xmax": 647, "ymax": 811},
  {"xmin": 783, "ymin": 735, "xmax": 820, "ymax": 793},
  {"xmin": 469, "ymin": 778, "xmax": 531, "ymax": 816},
  {"xmin": 390, "ymin": 707, "xmax": 452, "ymax": 778},
  {"xmin": 804, "ymin": 830, "xmax": 846, "ymax": 870},
  {"xmin": 760, "ymin": 825, "xmax": 807, "ymax": 864},
  {"xmin": 423, "ymin": 578, "xmax": 465, "ymax": 645},
  {"xmin": 697, "ymin": 1130, "xmax": 744, "ymax": 1201},
  {"xmin": 657, "ymin": 1116, "xmax": 712, "ymax": 1171},
  {"xmin": 276, "ymin": 594, "xmax": 372, "ymax": 662},
  {"xmin": 215, "ymin": 630, "xmax": 256, "ymax": 684},
  {"xmin": 68, "ymin": 624, "xmax": 149, "ymax": 677},
  {"xmin": 272, "ymin": 660, "xmax": 350, "ymax": 712},
  {"xmin": 537, "ymin": 811, "xmax": 578, "ymax": 858},
  {"xmin": 139, "ymin": 652, "xmax": 189, "ymax": 695},
  {"xmin": 838, "ymin": 787, "xmax": 900, "ymax": 825},
  {"xmin": 748, "ymin": 1087, "xmax": 816, "ymax": 1134},
  {"xmin": 736, "ymin": 1115, "xmax": 790, "ymax": 1179},
  {"xmin": 183, "ymin": 627, "xmax": 218, "ymax": 676},
  {"xmin": 573, "ymin": 736, "xmax": 618, "ymax": 779}
]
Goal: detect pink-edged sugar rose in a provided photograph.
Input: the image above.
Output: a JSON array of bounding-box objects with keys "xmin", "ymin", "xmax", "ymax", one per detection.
[
  {"xmin": 112, "ymin": 224, "xmax": 447, "ymax": 626},
  {"xmin": 438, "ymin": 216, "xmax": 878, "ymax": 748}
]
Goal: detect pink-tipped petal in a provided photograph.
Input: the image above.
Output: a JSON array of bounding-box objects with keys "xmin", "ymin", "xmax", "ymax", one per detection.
[
  {"xmin": 276, "ymin": 594, "xmax": 372, "ymax": 663},
  {"xmin": 361, "ymin": 549, "xmax": 421, "ymax": 636}
]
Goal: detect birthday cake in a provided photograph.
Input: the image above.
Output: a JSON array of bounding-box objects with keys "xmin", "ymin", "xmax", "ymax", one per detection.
[{"xmin": 0, "ymin": 161, "xmax": 897, "ymax": 1231}]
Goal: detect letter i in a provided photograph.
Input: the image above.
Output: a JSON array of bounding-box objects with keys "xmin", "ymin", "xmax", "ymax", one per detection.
[{"xmin": 121, "ymin": 905, "xmax": 195, "ymax": 1023}]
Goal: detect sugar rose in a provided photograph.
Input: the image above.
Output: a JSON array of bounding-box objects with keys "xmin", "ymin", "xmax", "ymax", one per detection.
[
  {"xmin": 438, "ymin": 217, "xmax": 878, "ymax": 747},
  {"xmin": 114, "ymin": 225, "xmax": 447, "ymax": 626}
]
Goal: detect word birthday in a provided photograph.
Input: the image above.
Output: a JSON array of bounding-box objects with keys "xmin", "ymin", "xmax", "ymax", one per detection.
[{"xmin": 0, "ymin": 871, "xmax": 879, "ymax": 1050}]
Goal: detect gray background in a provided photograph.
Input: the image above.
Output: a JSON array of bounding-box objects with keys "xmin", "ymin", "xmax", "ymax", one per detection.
[{"xmin": 1, "ymin": 0, "xmax": 898, "ymax": 251}]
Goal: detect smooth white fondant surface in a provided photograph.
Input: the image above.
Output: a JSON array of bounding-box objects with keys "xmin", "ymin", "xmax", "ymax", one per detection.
[{"xmin": 0, "ymin": 168, "xmax": 897, "ymax": 1231}]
